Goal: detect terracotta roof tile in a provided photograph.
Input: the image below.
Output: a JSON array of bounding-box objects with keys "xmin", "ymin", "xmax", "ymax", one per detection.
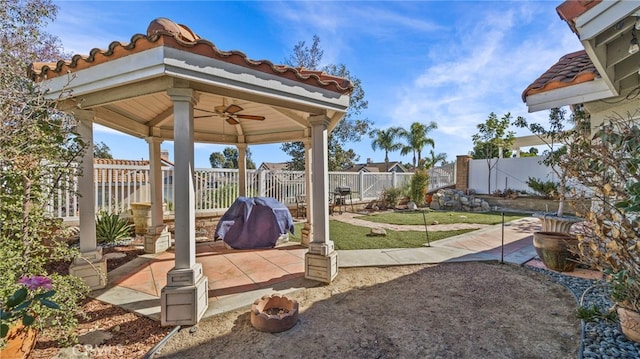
[
  {"xmin": 521, "ymin": 50, "xmax": 598, "ymax": 102},
  {"xmin": 29, "ymin": 18, "xmax": 353, "ymax": 94}
]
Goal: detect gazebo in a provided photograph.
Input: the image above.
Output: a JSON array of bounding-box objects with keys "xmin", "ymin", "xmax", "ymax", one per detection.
[{"xmin": 30, "ymin": 18, "xmax": 351, "ymax": 326}]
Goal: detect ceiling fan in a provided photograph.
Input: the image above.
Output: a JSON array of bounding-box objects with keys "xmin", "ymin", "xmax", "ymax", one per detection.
[{"xmin": 195, "ymin": 103, "xmax": 265, "ymax": 125}]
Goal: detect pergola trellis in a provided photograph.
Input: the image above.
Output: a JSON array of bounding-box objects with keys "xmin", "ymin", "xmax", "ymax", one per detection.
[{"xmin": 30, "ymin": 18, "xmax": 352, "ymax": 326}]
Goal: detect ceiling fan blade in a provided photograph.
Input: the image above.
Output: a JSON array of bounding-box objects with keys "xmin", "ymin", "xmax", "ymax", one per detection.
[
  {"xmin": 235, "ymin": 114, "xmax": 265, "ymax": 121},
  {"xmin": 194, "ymin": 115, "xmax": 216, "ymax": 119},
  {"xmin": 225, "ymin": 104, "xmax": 243, "ymax": 114},
  {"xmin": 225, "ymin": 117, "xmax": 240, "ymax": 125}
]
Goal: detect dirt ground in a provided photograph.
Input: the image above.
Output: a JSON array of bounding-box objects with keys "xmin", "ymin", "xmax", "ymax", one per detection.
[{"xmin": 155, "ymin": 262, "xmax": 580, "ymax": 359}]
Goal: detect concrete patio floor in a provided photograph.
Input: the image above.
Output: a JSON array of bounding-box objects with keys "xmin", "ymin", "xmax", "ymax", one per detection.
[{"xmin": 91, "ymin": 216, "xmax": 580, "ymax": 322}]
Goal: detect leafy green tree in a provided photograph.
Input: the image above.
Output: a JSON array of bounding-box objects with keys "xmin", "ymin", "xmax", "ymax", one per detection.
[
  {"xmin": 209, "ymin": 146, "xmax": 256, "ymax": 169},
  {"xmin": 369, "ymin": 127, "xmax": 403, "ymax": 171},
  {"xmin": 209, "ymin": 152, "xmax": 226, "ymax": 168},
  {"xmin": 400, "ymin": 122, "xmax": 438, "ymax": 170},
  {"xmin": 519, "ymin": 147, "xmax": 539, "ymax": 157},
  {"xmin": 513, "ymin": 107, "xmax": 577, "ymax": 216},
  {"xmin": 471, "ymin": 112, "xmax": 516, "ymax": 194},
  {"xmin": 93, "ymin": 141, "xmax": 113, "ymax": 159},
  {"xmin": 1, "ymin": 0, "xmax": 89, "ymax": 344},
  {"xmin": 281, "ymin": 36, "xmax": 371, "ymax": 171}
]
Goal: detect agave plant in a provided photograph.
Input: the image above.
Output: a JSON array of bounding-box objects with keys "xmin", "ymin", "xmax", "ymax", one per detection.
[{"xmin": 95, "ymin": 211, "xmax": 133, "ymax": 244}]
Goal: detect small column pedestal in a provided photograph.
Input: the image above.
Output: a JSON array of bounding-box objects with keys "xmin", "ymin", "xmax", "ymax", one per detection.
[
  {"xmin": 69, "ymin": 249, "xmax": 107, "ymax": 290},
  {"xmin": 305, "ymin": 241, "xmax": 338, "ymax": 283},
  {"xmin": 160, "ymin": 263, "xmax": 208, "ymax": 326},
  {"xmin": 145, "ymin": 225, "xmax": 172, "ymax": 254}
]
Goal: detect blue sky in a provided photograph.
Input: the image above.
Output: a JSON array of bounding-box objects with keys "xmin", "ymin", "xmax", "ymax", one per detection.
[{"xmin": 47, "ymin": 1, "xmax": 582, "ymax": 168}]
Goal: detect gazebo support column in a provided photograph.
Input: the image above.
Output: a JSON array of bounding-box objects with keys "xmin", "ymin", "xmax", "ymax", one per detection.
[
  {"xmin": 144, "ymin": 136, "xmax": 171, "ymax": 253},
  {"xmin": 305, "ymin": 115, "xmax": 338, "ymax": 283},
  {"xmin": 237, "ymin": 143, "xmax": 247, "ymax": 197},
  {"xmin": 69, "ymin": 111, "xmax": 107, "ymax": 290},
  {"xmin": 161, "ymin": 88, "xmax": 208, "ymax": 326},
  {"xmin": 302, "ymin": 139, "xmax": 313, "ymax": 246}
]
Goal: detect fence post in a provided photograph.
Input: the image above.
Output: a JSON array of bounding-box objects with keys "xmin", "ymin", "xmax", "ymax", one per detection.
[
  {"xmin": 359, "ymin": 171, "xmax": 365, "ymax": 201},
  {"xmin": 392, "ymin": 171, "xmax": 397, "ymax": 189},
  {"xmin": 258, "ymin": 169, "xmax": 266, "ymax": 197}
]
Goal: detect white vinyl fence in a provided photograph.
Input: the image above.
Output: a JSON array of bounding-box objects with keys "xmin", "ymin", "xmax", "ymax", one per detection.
[
  {"xmin": 50, "ymin": 163, "xmax": 456, "ymax": 221},
  {"xmin": 468, "ymin": 156, "xmax": 554, "ymax": 195}
]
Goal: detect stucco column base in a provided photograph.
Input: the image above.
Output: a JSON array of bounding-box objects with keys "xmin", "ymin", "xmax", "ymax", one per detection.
[
  {"xmin": 160, "ymin": 264, "xmax": 208, "ymax": 326},
  {"xmin": 301, "ymin": 222, "xmax": 312, "ymax": 247},
  {"xmin": 306, "ymin": 241, "xmax": 337, "ymax": 283},
  {"xmin": 144, "ymin": 225, "xmax": 172, "ymax": 254},
  {"xmin": 305, "ymin": 251, "xmax": 338, "ymax": 283},
  {"xmin": 69, "ymin": 249, "xmax": 107, "ymax": 290}
]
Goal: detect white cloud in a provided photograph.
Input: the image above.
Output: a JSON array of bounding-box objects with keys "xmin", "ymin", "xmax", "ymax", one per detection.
[{"xmin": 386, "ymin": 1, "xmax": 583, "ymax": 159}]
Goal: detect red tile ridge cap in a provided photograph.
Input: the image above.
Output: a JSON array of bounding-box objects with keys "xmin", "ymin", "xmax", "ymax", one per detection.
[
  {"xmin": 556, "ymin": 0, "xmax": 602, "ymax": 34},
  {"xmin": 521, "ymin": 50, "xmax": 598, "ymax": 102},
  {"xmin": 29, "ymin": 18, "xmax": 353, "ymax": 95}
]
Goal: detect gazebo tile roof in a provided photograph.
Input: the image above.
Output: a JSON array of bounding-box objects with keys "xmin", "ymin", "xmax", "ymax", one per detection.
[
  {"xmin": 521, "ymin": 50, "xmax": 598, "ymax": 102},
  {"xmin": 29, "ymin": 17, "xmax": 353, "ymax": 95}
]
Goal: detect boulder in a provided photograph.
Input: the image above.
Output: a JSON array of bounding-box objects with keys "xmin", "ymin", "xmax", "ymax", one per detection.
[{"xmin": 368, "ymin": 227, "xmax": 387, "ymax": 237}]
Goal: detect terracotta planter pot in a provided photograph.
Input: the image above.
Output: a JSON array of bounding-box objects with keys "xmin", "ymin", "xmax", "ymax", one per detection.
[
  {"xmin": 532, "ymin": 231, "xmax": 579, "ymax": 272},
  {"xmin": 0, "ymin": 323, "xmax": 38, "ymax": 359},
  {"xmin": 617, "ymin": 307, "xmax": 640, "ymax": 343}
]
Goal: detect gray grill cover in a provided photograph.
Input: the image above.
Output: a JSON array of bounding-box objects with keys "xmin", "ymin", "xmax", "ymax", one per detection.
[{"xmin": 215, "ymin": 197, "xmax": 295, "ymax": 249}]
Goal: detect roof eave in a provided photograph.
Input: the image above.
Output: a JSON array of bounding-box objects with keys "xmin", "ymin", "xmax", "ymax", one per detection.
[
  {"xmin": 524, "ymin": 77, "xmax": 614, "ymax": 112},
  {"xmin": 572, "ymin": 1, "xmax": 640, "ymax": 95}
]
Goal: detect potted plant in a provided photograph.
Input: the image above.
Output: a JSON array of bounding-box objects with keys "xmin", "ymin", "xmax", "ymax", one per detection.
[
  {"xmin": 1, "ymin": 276, "xmax": 60, "ymax": 358},
  {"xmin": 558, "ymin": 110, "xmax": 640, "ymax": 342},
  {"xmin": 514, "ymin": 108, "xmax": 583, "ymax": 271}
]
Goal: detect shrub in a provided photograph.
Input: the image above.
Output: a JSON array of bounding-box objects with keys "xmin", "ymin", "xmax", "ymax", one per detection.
[
  {"xmin": 409, "ymin": 169, "xmax": 429, "ymax": 206},
  {"xmin": 526, "ymin": 177, "xmax": 558, "ymax": 199},
  {"xmin": 559, "ymin": 110, "xmax": 640, "ymax": 312},
  {"xmin": 95, "ymin": 211, "xmax": 133, "ymax": 244},
  {"xmin": 0, "ymin": 0, "xmax": 90, "ymax": 346},
  {"xmin": 380, "ymin": 187, "xmax": 404, "ymax": 209}
]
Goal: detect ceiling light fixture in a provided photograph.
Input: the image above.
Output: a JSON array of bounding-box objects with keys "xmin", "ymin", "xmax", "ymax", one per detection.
[{"xmin": 630, "ymin": 30, "xmax": 639, "ymax": 54}]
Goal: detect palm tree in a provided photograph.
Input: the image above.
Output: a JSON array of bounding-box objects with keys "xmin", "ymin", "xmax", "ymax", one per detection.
[
  {"xmin": 423, "ymin": 150, "xmax": 447, "ymax": 170},
  {"xmin": 369, "ymin": 127, "xmax": 404, "ymax": 171},
  {"xmin": 400, "ymin": 121, "xmax": 438, "ymax": 169}
]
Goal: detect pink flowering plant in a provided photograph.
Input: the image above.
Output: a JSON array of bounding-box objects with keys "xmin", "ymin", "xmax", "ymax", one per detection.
[{"xmin": 1, "ymin": 275, "xmax": 60, "ymax": 339}]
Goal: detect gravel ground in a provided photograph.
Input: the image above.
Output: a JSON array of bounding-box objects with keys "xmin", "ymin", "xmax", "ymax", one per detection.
[{"xmin": 528, "ymin": 266, "xmax": 640, "ymax": 359}]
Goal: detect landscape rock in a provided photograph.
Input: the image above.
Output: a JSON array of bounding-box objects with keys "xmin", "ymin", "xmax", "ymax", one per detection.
[{"xmin": 368, "ymin": 228, "xmax": 387, "ymax": 237}]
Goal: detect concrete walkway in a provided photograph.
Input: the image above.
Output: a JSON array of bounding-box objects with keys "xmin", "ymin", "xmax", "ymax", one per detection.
[
  {"xmin": 91, "ymin": 216, "xmax": 540, "ymax": 321},
  {"xmin": 338, "ymin": 216, "xmax": 539, "ymax": 267},
  {"xmin": 331, "ymin": 211, "xmax": 492, "ymax": 232}
]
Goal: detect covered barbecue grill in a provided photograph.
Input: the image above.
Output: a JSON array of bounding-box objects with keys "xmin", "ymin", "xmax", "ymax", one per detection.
[{"xmin": 215, "ymin": 197, "xmax": 295, "ymax": 249}]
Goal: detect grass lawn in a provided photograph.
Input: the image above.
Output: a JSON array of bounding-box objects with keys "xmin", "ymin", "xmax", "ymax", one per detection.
[
  {"xmin": 358, "ymin": 210, "xmax": 528, "ymax": 226},
  {"xmin": 329, "ymin": 220, "xmax": 474, "ymax": 250},
  {"xmin": 289, "ymin": 221, "xmax": 473, "ymax": 249}
]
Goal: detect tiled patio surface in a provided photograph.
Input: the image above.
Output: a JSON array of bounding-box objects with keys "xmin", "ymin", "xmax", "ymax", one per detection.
[{"xmin": 108, "ymin": 241, "xmax": 307, "ymax": 304}]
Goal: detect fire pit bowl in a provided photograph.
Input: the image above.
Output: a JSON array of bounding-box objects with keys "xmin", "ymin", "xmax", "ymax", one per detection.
[{"xmin": 250, "ymin": 294, "xmax": 299, "ymax": 333}]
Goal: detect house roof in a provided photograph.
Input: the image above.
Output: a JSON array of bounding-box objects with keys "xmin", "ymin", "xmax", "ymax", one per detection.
[
  {"xmin": 259, "ymin": 162, "xmax": 290, "ymax": 171},
  {"xmin": 521, "ymin": 50, "xmax": 598, "ymax": 102},
  {"xmin": 345, "ymin": 161, "xmax": 406, "ymax": 173},
  {"xmin": 29, "ymin": 18, "xmax": 352, "ymax": 95}
]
